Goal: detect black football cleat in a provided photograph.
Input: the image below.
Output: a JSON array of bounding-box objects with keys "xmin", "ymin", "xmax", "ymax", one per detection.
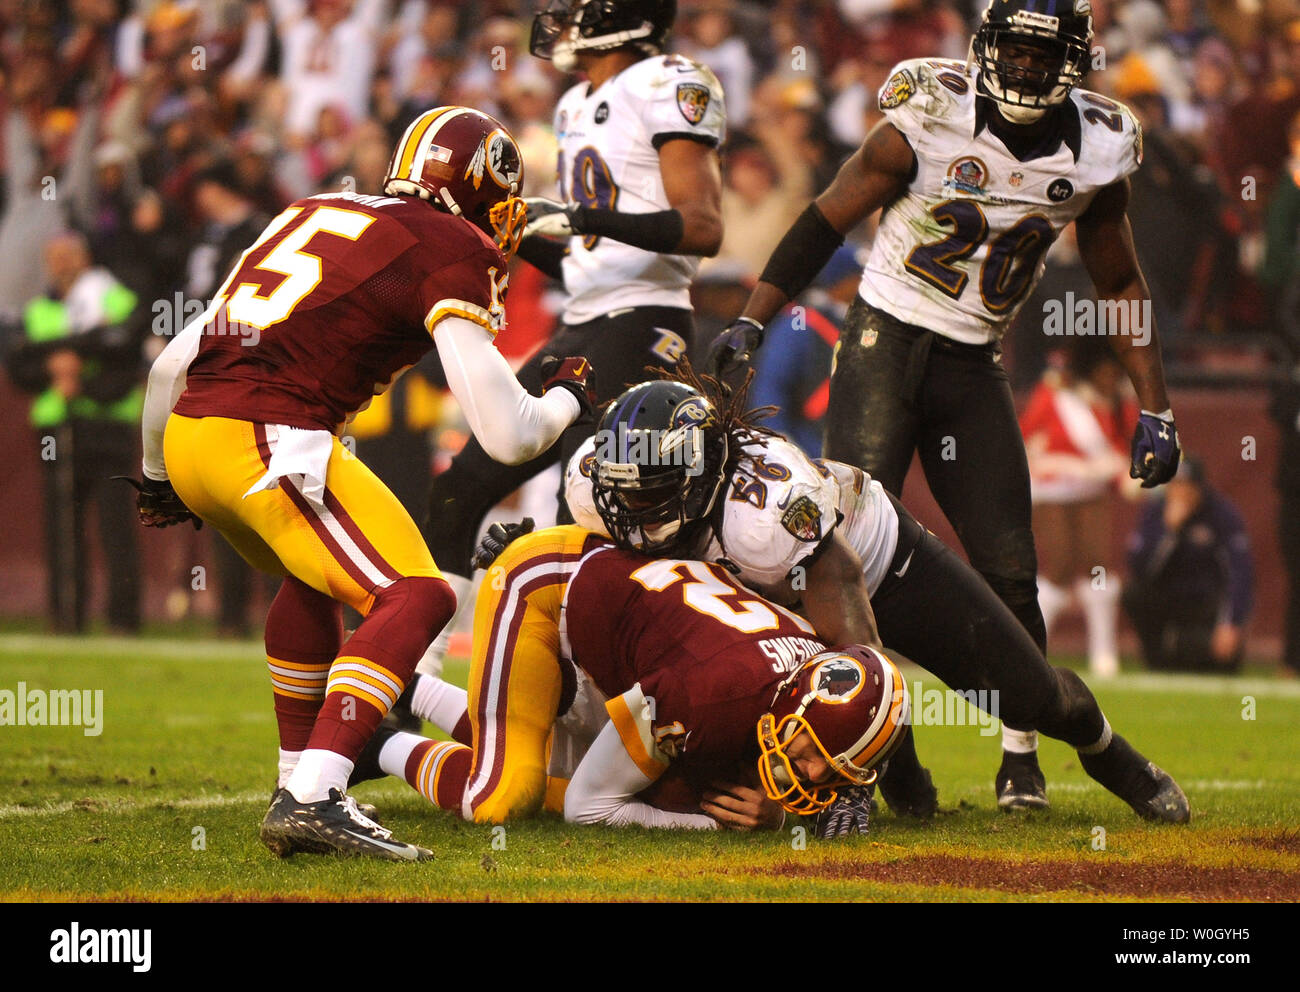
[
  {"xmin": 349, "ymin": 724, "xmax": 398, "ymax": 787},
  {"xmin": 1078, "ymin": 733, "xmax": 1190, "ymax": 824},
  {"xmin": 878, "ymin": 763, "xmax": 939, "ymax": 820},
  {"xmin": 995, "ymin": 750, "xmax": 1050, "ymax": 810},
  {"xmin": 259, "ymin": 787, "xmax": 432, "ymax": 861},
  {"xmin": 270, "ymin": 785, "xmax": 381, "ymax": 824}
]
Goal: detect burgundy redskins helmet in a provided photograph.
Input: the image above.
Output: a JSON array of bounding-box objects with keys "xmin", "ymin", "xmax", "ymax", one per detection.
[
  {"xmin": 384, "ymin": 106, "xmax": 527, "ymax": 259},
  {"xmin": 758, "ymin": 645, "xmax": 911, "ymax": 815}
]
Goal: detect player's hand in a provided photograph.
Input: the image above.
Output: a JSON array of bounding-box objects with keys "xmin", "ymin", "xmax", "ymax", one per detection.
[
  {"xmin": 1130, "ymin": 411, "xmax": 1180, "ymax": 488},
  {"xmin": 113, "ymin": 475, "xmax": 203, "ymax": 530},
  {"xmin": 522, "ymin": 197, "xmax": 578, "ymax": 239},
  {"xmin": 540, "ymin": 354, "xmax": 596, "ymax": 420},
  {"xmin": 707, "ymin": 317, "xmax": 764, "ymax": 378},
  {"xmin": 702, "ymin": 779, "xmax": 786, "ymax": 831},
  {"xmin": 814, "ymin": 784, "xmax": 876, "ymax": 839},
  {"xmin": 471, "ymin": 518, "xmax": 535, "ymax": 571}
]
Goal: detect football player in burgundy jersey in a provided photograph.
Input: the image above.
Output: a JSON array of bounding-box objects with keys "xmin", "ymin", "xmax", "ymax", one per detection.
[
  {"xmin": 569, "ymin": 373, "xmax": 1190, "ymax": 825},
  {"xmin": 131, "ymin": 107, "xmax": 594, "ymax": 861},
  {"xmin": 345, "ymin": 524, "xmax": 907, "ymax": 835},
  {"xmin": 708, "ymin": 0, "xmax": 1181, "ymax": 810},
  {"xmin": 414, "ymin": 0, "xmax": 726, "ymax": 690}
]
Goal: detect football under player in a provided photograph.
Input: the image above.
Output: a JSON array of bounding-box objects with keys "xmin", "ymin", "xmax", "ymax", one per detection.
[
  {"xmin": 131, "ymin": 108, "xmax": 594, "ymax": 861},
  {"xmin": 416, "ymin": 0, "xmax": 727, "ymax": 681},
  {"xmin": 349, "ymin": 523, "xmax": 906, "ymax": 834},
  {"xmin": 708, "ymin": 0, "xmax": 1181, "ymax": 810},
  {"xmin": 569, "ymin": 374, "xmax": 1190, "ymax": 825}
]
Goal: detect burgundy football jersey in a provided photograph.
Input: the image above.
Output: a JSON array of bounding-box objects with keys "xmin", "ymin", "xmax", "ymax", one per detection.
[
  {"xmin": 174, "ymin": 191, "xmax": 509, "ymax": 431},
  {"xmin": 563, "ymin": 546, "xmax": 825, "ymax": 770}
]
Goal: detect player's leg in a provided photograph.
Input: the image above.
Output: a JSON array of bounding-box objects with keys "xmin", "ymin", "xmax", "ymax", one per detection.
[
  {"xmin": 822, "ymin": 300, "xmax": 922, "ymax": 495},
  {"xmin": 165, "ymin": 415, "xmax": 453, "ymax": 858},
  {"xmin": 915, "ymin": 347, "xmax": 1049, "ymax": 806},
  {"xmin": 822, "ymin": 302, "xmax": 935, "ymax": 814},
  {"xmin": 872, "ymin": 524, "xmax": 1188, "ymax": 822},
  {"xmin": 459, "ymin": 527, "xmax": 592, "ymax": 822}
]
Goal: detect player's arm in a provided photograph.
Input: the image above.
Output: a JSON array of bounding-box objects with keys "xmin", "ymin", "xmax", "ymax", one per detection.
[
  {"xmin": 1076, "ymin": 178, "xmax": 1180, "ymax": 487},
  {"xmin": 432, "ymin": 315, "xmax": 586, "ymax": 465},
  {"xmin": 564, "ymin": 719, "xmax": 719, "ymax": 830},
  {"xmin": 798, "ymin": 531, "xmax": 882, "ymax": 650},
  {"xmin": 711, "ymin": 120, "xmax": 913, "ymax": 372},
  {"xmin": 141, "ymin": 317, "xmax": 203, "ymax": 481},
  {"xmin": 523, "ymin": 139, "xmax": 722, "ymax": 256}
]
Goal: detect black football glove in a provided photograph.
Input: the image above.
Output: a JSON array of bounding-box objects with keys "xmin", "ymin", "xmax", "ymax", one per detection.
[
  {"xmin": 113, "ymin": 475, "xmax": 202, "ymax": 530},
  {"xmin": 1129, "ymin": 411, "xmax": 1181, "ymax": 488},
  {"xmin": 471, "ymin": 518, "xmax": 536, "ymax": 571},
  {"xmin": 814, "ymin": 784, "xmax": 876, "ymax": 840},
  {"xmin": 707, "ymin": 317, "xmax": 764, "ymax": 378},
  {"xmin": 540, "ymin": 354, "xmax": 596, "ymax": 420}
]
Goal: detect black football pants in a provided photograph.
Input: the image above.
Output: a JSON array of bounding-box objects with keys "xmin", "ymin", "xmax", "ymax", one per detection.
[
  {"xmin": 424, "ymin": 306, "xmax": 694, "ymax": 575},
  {"xmin": 872, "ymin": 499, "xmax": 1104, "ymax": 745},
  {"xmin": 826, "ymin": 299, "xmax": 1047, "ymax": 653}
]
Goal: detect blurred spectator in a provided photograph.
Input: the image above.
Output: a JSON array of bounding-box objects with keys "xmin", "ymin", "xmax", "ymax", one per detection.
[
  {"xmin": 1116, "ymin": 58, "xmax": 1225, "ymax": 340},
  {"xmin": 4, "ymin": 230, "xmax": 142, "ymax": 632},
  {"xmin": 716, "ymin": 129, "xmax": 812, "ymax": 277},
  {"xmin": 679, "ymin": 3, "xmax": 755, "ymax": 126},
  {"xmin": 1021, "ymin": 341, "xmax": 1138, "ymax": 677},
  {"xmin": 1261, "ymin": 109, "xmax": 1300, "ymax": 349},
  {"xmin": 1123, "ymin": 456, "xmax": 1254, "ymax": 674},
  {"xmin": 274, "ymin": 0, "xmax": 385, "ymax": 140},
  {"xmin": 1270, "ymin": 367, "xmax": 1300, "ymax": 677},
  {"xmin": 751, "ymin": 243, "xmax": 864, "ymax": 456}
]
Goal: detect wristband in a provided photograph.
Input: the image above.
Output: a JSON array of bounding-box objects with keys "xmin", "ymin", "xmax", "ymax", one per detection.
[
  {"xmin": 758, "ymin": 203, "xmax": 845, "ymax": 300},
  {"xmin": 570, "ymin": 206, "xmax": 685, "ymax": 254}
]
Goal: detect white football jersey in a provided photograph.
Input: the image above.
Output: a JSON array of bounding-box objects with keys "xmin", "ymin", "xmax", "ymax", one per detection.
[
  {"xmin": 859, "ymin": 58, "xmax": 1143, "ymax": 344},
  {"xmin": 552, "ymin": 54, "xmax": 726, "ymax": 324},
  {"xmin": 564, "ymin": 434, "xmax": 900, "ymax": 602}
]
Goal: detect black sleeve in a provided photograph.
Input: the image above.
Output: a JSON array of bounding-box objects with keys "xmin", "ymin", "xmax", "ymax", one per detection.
[
  {"xmin": 515, "ymin": 235, "xmax": 567, "ymax": 282},
  {"xmin": 758, "ymin": 203, "xmax": 845, "ymax": 300}
]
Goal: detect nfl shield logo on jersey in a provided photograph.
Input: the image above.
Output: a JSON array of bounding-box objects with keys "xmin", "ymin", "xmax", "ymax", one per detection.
[{"xmin": 676, "ymin": 83, "xmax": 710, "ymax": 124}]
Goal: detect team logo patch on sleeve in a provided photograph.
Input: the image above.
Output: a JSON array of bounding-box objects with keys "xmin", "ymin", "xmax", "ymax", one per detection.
[
  {"xmin": 879, "ymin": 68, "xmax": 916, "ymax": 110},
  {"xmin": 676, "ymin": 83, "xmax": 711, "ymax": 124},
  {"xmin": 780, "ymin": 494, "xmax": 823, "ymax": 542}
]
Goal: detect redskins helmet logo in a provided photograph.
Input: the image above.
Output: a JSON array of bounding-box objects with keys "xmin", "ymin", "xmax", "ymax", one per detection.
[
  {"xmin": 465, "ymin": 129, "xmax": 521, "ymax": 192},
  {"xmin": 810, "ymin": 657, "xmax": 868, "ymax": 704}
]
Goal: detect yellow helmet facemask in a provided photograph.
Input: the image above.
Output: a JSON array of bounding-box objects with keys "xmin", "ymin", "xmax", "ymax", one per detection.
[{"xmin": 489, "ymin": 196, "xmax": 528, "ymax": 262}]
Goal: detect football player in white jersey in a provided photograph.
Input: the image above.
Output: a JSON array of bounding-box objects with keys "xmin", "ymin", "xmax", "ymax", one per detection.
[
  {"xmin": 707, "ymin": 0, "xmax": 1182, "ymax": 811},
  {"xmin": 418, "ymin": 0, "xmax": 726, "ymax": 681},
  {"xmin": 568, "ymin": 373, "xmax": 1190, "ymax": 826}
]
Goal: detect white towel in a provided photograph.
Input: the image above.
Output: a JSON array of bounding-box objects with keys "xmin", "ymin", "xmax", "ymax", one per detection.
[{"xmin": 243, "ymin": 425, "xmax": 334, "ymax": 507}]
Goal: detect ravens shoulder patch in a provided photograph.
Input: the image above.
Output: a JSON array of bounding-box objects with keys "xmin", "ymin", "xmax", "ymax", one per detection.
[
  {"xmin": 879, "ymin": 68, "xmax": 916, "ymax": 110},
  {"xmin": 676, "ymin": 82, "xmax": 710, "ymax": 124}
]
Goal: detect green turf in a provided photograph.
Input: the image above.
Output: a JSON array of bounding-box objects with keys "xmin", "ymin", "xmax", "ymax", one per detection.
[{"xmin": 1, "ymin": 634, "xmax": 1297, "ymax": 901}]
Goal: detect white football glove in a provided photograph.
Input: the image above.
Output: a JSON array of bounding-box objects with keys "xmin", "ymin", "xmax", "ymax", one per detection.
[{"xmin": 522, "ymin": 197, "xmax": 578, "ymax": 239}]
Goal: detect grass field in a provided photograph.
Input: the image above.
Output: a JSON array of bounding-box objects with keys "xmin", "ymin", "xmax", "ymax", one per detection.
[{"xmin": 1, "ymin": 633, "xmax": 1298, "ymax": 902}]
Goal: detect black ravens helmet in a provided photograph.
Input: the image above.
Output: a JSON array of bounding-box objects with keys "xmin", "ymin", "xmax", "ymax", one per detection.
[
  {"xmin": 530, "ymin": 0, "xmax": 676, "ymax": 73},
  {"xmin": 589, "ymin": 380, "xmax": 728, "ymax": 555},
  {"xmin": 972, "ymin": 0, "xmax": 1093, "ymax": 123}
]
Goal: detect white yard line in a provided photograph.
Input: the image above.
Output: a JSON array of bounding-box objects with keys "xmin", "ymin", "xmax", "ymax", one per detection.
[{"xmin": 0, "ymin": 789, "xmax": 268, "ymax": 819}]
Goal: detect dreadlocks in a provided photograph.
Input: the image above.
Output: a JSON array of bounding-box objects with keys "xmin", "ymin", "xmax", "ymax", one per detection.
[{"xmin": 651, "ymin": 358, "xmax": 781, "ymax": 479}]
